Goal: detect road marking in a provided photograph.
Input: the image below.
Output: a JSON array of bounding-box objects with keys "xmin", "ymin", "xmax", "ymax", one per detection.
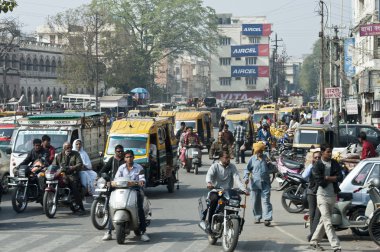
[
  {"xmin": 0, "ymin": 233, "xmax": 12, "ymax": 242},
  {"xmin": 27, "ymin": 235, "xmax": 79, "ymax": 252},
  {"xmin": 182, "ymin": 239, "xmax": 208, "ymax": 252},
  {"xmin": 3, "ymin": 234, "xmax": 46, "ymax": 252},
  {"xmin": 273, "ymin": 224, "xmax": 305, "ymax": 243},
  {"xmin": 143, "ymin": 238, "xmax": 180, "ymax": 252},
  {"xmin": 65, "ymin": 236, "xmax": 103, "ymax": 252}
]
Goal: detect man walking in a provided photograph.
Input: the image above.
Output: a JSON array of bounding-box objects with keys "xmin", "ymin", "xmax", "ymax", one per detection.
[
  {"xmin": 309, "ymin": 143, "xmax": 343, "ymax": 252},
  {"xmin": 233, "ymin": 121, "xmax": 246, "ymax": 164}
]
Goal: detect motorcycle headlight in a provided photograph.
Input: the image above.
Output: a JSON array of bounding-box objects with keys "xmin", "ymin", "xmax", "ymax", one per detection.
[
  {"xmin": 228, "ymin": 199, "xmax": 240, "ymax": 207},
  {"xmin": 96, "ymin": 178, "xmax": 106, "ymax": 188},
  {"xmin": 45, "ymin": 173, "xmax": 55, "ymax": 180}
]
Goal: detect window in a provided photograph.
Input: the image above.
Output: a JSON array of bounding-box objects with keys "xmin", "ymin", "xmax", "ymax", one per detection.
[
  {"xmin": 39, "ymin": 58, "xmax": 44, "ymax": 72},
  {"xmin": 235, "ymin": 57, "xmax": 241, "ymax": 61},
  {"xmin": 352, "ymin": 163, "xmax": 373, "ymax": 186},
  {"xmin": 219, "ymin": 58, "xmax": 231, "ymax": 65},
  {"xmin": 235, "ymin": 77, "xmax": 241, "ymax": 80},
  {"xmin": 33, "ymin": 58, "xmax": 38, "ymax": 71},
  {"xmin": 50, "ymin": 35, "xmax": 55, "ymax": 44},
  {"xmin": 246, "ymin": 77, "xmax": 257, "ymax": 85},
  {"xmin": 368, "ymin": 164, "xmax": 380, "ymax": 182},
  {"xmin": 26, "ymin": 58, "xmax": 32, "ymax": 71},
  {"xmin": 220, "ymin": 37, "xmax": 231, "ymax": 45},
  {"xmin": 360, "ymin": 127, "xmax": 378, "ymax": 138},
  {"xmin": 19, "ymin": 57, "xmax": 25, "ymax": 70},
  {"xmin": 245, "ymin": 57, "xmax": 257, "ymax": 65},
  {"xmin": 219, "ymin": 77, "xmax": 231, "ymax": 86},
  {"xmin": 249, "ymin": 37, "xmax": 260, "ymax": 44}
]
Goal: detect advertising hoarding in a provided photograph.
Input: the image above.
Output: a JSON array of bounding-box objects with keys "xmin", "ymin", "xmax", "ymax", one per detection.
[
  {"xmin": 231, "ymin": 66, "xmax": 269, "ymax": 77},
  {"xmin": 344, "ymin": 38, "xmax": 355, "ymax": 77},
  {"xmin": 231, "ymin": 44, "xmax": 269, "ymax": 57},
  {"xmin": 242, "ymin": 24, "xmax": 272, "ymax": 36},
  {"xmin": 360, "ymin": 23, "xmax": 380, "ymax": 36}
]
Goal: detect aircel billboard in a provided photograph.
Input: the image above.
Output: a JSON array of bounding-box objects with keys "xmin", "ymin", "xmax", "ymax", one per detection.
[
  {"xmin": 231, "ymin": 66, "xmax": 269, "ymax": 77},
  {"xmin": 242, "ymin": 24, "xmax": 272, "ymax": 36},
  {"xmin": 231, "ymin": 44, "xmax": 269, "ymax": 57}
]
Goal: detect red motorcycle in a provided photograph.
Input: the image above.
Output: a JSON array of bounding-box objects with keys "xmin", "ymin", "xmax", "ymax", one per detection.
[{"xmin": 43, "ymin": 165, "xmax": 82, "ymax": 218}]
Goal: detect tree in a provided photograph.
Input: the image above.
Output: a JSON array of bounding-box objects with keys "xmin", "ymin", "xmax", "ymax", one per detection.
[
  {"xmin": 100, "ymin": 0, "xmax": 219, "ymax": 93},
  {"xmin": 0, "ymin": 0, "xmax": 17, "ymax": 13},
  {"xmin": 48, "ymin": 4, "xmax": 107, "ymax": 93},
  {"xmin": 299, "ymin": 39, "xmax": 330, "ymax": 97}
]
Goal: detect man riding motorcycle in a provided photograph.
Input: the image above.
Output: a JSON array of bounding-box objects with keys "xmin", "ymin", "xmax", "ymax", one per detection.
[
  {"xmin": 256, "ymin": 123, "xmax": 272, "ymax": 152},
  {"xmin": 52, "ymin": 141, "xmax": 85, "ymax": 214},
  {"xmin": 200, "ymin": 151, "xmax": 248, "ymax": 232},
  {"xmin": 15, "ymin": 138, "xmax": 49, "ymax": 175},
  {"xmin": 209, "ymin": 131, "xmax": 233, "ymax": 160}
]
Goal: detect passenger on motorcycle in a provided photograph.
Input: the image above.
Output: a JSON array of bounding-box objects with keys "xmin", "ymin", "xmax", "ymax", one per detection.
[
  {"xmin": 100, "ymin": 145, "xmax": 125, "ymax": 241},
  {"xmin": 201, "ymin": 151, "xmax": 248, "ymax": 232},
  {"xmin": 256, "ymin": 123, "xmax": 272, "ymax": 151},
  {"xmin": 15, "ymin": 138, "xmax": 49, "ymax": 176},
  {"xmin": 209, "ymin": 131, "xmax": 233, "ymax": 160},
  {"xmin": 41, "ymin": 135, "xmax": 55, "ymax": 165},
  {"xmin": 113, "ymin": 150, "xmax": 150, "ymax": 242},
  {"xmin": 180, "ymin": 126, "xmax": 202, "ymax": 166},
  {"xmin": 52, "ymin": 141, "xmax": 85, "ymax": 214}
]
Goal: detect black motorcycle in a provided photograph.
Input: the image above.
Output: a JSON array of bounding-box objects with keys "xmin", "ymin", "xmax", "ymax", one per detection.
[
  {"xmin": 9, "ymin": 164, "xmax": 45, "ymax": 213},
  {"xmin": 280, "ymin": 172, "xmax": 308, "ymax": 213},
  {"xmin": 199, "ymin": 187, "xmax": 248, "ymax": 252},
  {"xmin": 91, "ymin": 173, "xmax": 111, "ymax": 230}
]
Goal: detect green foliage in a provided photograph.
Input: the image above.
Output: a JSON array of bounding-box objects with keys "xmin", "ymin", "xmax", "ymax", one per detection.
[
  {"xmin": 0, "ymin": 0, "xmax": 17, "ymax": 13},
  {"xmin": 299, "ymin": 39, "xmax": 330, "ymax": 96}
]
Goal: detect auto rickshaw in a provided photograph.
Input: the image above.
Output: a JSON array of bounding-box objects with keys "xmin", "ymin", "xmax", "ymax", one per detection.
[
  {"xmin": 104, "ymin": 117, "xmax": 178, "ymax": 192},
  {"xmin": 221, "ymin": 108, "xmax": 250, "ymax": 118},
  {"xmin": 225, "ymin": 112, "xmax": 254, "ymax": 150},
  {"xmin": 158, "ymin": 111, "xmax": 177, "ymax": 124},
  {"xmin": 252, "ymin": 109, "xmax": 276, "ymax": 130},
  {"xmin": 175, "ymin": 111, "xmax": 214, "ymax": 151}
]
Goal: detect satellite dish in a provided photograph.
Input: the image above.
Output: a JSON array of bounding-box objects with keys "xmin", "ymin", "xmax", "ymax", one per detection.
[{"xmin": 18, "ymin": 94, "xmax": 25, "ymax": 104}]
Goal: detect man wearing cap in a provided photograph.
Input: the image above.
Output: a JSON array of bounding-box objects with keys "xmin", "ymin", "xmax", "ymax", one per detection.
[{"xmin": 244, "ymin": 142, "xmax": 273, "ymax": 226}]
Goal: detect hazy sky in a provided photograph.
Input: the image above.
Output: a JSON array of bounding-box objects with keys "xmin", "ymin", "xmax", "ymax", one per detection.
[{"xmin": 5, "ymin": 0, "xmax": 352, "ymax": 58}]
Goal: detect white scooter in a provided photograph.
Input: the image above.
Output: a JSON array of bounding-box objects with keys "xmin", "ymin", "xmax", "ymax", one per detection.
[{"xmin": 109, "ymin": 177, "xmax": 151, "ymax": 244}]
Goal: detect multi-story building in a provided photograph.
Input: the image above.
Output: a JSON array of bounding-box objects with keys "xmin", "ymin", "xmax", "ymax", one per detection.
[
  {"xmin": 284, "ymin": 59, "xmax": 302, "ymax": 94},
  {"xmin": 352, "ymin": 0, "xmax": 380, "ymax": 125},
  {"xmin": 210, "ymin": 14, "xmax": 271, "ymax": 101}
]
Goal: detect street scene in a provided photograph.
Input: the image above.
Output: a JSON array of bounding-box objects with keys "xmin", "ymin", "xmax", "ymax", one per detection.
[{"xmin": 0, "ymin": 0, "xmax": 380, "ymax": 252}]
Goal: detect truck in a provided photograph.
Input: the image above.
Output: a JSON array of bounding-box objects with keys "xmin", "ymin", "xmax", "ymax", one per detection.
[{"xmin": 9, "ymin": 112, "xmax": 107, "ymax": 176}]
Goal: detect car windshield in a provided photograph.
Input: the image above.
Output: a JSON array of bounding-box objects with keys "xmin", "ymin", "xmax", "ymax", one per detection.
[
  {"xmin": 13, "ymin": 130, "xmax": 68, "ymax": 153},
  {"xmin": 252, "ymin": 113, "xmax": 274, "ymax": 123},
  {"xmin": 175, "ymin": 121, "xmax": 196, "ymax": 132},
  {"xmin": 294, "ymin": 129, "xmax": 324, "ymax": 144},
  {"xmin": 226, "ymin": 120, "xmax": 248, "ymax": 132},
  {"xmin": 107, "ymin": 135, "xmax": 147, "ymax": 155}
]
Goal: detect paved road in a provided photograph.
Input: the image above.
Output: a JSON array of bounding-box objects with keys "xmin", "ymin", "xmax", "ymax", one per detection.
[{"xmin": 0, "ymin": 154, "xmax": 379, "ymax": 252}]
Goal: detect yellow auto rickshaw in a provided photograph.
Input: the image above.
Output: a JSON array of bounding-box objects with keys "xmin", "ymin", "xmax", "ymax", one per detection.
[
  {"xmin": 221, "ymin": 108, "xmax": 250, "ymax": 118},
  {"xmin": 225, "ymin": 112, "xmax": 254, "ymax": 149},
  {"xmin": 175, "ymin": 111, "xmax": 214, "ymax": 150},
  {"xmin": 104, "ymin": 117, "xmax": 178, "ymax": 192},
  {"xmin": 158, "ymin": 111, "xmax": 177, "ymax": 124}
]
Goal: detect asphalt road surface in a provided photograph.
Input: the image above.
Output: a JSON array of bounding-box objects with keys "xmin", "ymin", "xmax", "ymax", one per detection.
[{"xmin": 0, "ymin": 152, "xmax": 379, "ymax": 252}]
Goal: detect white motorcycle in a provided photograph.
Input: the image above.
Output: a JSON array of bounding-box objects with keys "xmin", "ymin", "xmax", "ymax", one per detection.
[{"xmin": 109, "ymin": 177, "xmax": 151, "ymax": 244}]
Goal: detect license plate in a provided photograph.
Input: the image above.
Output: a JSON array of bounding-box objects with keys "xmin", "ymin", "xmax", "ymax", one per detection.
[
  {"xmin": 193, "ymin": 151, "xmax": 198, "ymax": 155},
  {"xmin": 46, "ymin": 180, "xmax": 58, "ymax": 184},
  {"xmin": 224, "ymin": 206, "xmax": 240, "ymax": 211}
]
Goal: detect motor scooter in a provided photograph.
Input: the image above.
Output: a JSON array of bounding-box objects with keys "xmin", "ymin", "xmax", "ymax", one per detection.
[
  {"xmin": 109, "ymin": 177, "xmax": 151, "ymax": 244},
  {"xmin": 304, "ymin": 178, "xmax": 380, "ymax": 236},
  {"xmin": 184, "ymin": 145, "xmax": 202, "ymax": 174}
]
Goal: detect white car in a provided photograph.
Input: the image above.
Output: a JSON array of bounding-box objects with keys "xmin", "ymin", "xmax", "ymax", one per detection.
[
  {"xmin": 340, "ymin": 157, "xmax": 380, "ymax": 206},
  {"xmin": 0, "ymin": 149, "xmax": 10, "ymax": 193}
]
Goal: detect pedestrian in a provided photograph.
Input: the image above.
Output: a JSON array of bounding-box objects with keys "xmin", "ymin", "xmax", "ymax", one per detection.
[
  {"xmin": 358, "ymin": 131, "xmax": 377, "ymax": 160},
  {"xmin": 233, "ymin": 121, "xmax": 246, "ymax": 164},
  {"xmin": 221, "ymin": 124, "xmax": 235, "ymax": 149},
  {"xmin": 218, "ymin": 116, "xmax": 226, "ymax": 132},
  {"xmin": 300, "ymin": 114, "xmax": 307, "ymax": 125},
  {"xmin": 244, "ymin": 142, "xmax": 273, "ymax": 226},
  {"xmin": 176, "ymin": 122, "xmax": 186, "ymax": 141},
  {"xmin": 302, "ymin": 149, "xmax": 322, "ymax": 242},
  {"xmin": 309, "ymin": 143, "xmax": 343, "ymax": 252}
]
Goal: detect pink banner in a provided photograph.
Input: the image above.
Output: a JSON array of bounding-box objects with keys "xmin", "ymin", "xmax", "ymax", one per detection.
[
  {"xmin": 262, "ymin": 24, "xmax": 272, "ymax": 36},
  {"xmin": 258, "ymin": 44, "xmax": 269, "ymax": 56},
  {"xmin": 360, "ymin": 23, "xmax": 380, "ymax": 36},
  {"xmin": 258, "ymin": 66, "xmax": 269, "ymax": 77}
]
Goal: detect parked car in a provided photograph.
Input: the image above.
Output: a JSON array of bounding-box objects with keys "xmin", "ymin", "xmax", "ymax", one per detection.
[
  {"xmin": 0, "ymin": 149, "xmax": 10, "ymax": 193},
  {"xmin": 339, "ymin": 124, "xmax": 380, "ymax": 147},
  {"xmin": 339, "ymin": 158, "xmax": 380, "ymax": 207}
]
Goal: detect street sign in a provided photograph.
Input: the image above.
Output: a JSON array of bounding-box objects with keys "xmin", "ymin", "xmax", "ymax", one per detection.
[
  {"xmin": 346, "ymin": 100, "xmax": 358, "ymax": 115},
  {"xmin": 324, "ymin": 87, "xmax": 342, "ymax": 99}
]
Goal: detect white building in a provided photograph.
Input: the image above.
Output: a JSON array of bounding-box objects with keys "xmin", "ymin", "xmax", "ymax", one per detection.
[
  {"xmin": 352, "ymin": 0, "xmax": 380, "ymax": 125},
  {"xmin": 210, "ymin": 14, "xmax": 271, "ymax": 101}
]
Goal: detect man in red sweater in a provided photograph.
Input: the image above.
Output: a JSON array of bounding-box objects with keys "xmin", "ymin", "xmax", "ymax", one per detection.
[{"xmin": 358, "ymin": 132, "xmax": 377, "ymax": 160}]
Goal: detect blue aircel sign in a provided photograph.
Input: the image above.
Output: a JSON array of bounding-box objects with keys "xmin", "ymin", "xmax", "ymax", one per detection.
[
  {"xmin": 231, "ymin": 66, "xmax": 257, "ymax": 77},
  {"xmin": 231, "ymin": 45, "xmax": 258, "ymax": 57},
  {"xmin": 242, "ymin": 24, "xmax": 262, "ymax": 36}
]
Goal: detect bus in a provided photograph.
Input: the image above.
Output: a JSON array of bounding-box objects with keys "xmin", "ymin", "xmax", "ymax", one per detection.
[{"xmin": 61, "ymin": 94, "xmax": 96, "ymax": 109}]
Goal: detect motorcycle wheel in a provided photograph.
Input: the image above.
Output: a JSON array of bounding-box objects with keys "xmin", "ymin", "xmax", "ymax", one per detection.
[
  {"xmin": 208, "ymin": 234, "xmax": 217, "ymax": 245},
  {"xmin": 90, "ymin": 197, "xmax": 109, "ymax": 230},
  {"xmin": 281, "ymin": 185, "xmax": 305, "ymax": 213},
  {"xmin": 167, "ymin": 174, "xmax": 175, "ymax": 193},
  {"xmin": 369, "ymin": 209, "xmax": 380, "ymax": 246},
  {"xmin": 43, "ymin": 191, "xmax": 57, "ymax": 218},
  {"xmin": 115, "ymin": 223, "xmax": 126, "ymax": 244},
  {"xmin": 12, "ymin": 186, "xmax": 28, "ymax": 213},
  {"xmin": 194, "ymin": 164, "xmax": 199, "ymax": 175},
  {"xmin": 350, "ymin": 208, "xmax": 369, "ymax": 236},
  {"xmin": 222, "ymin": 218, "xmax": 240, "ymax": 252}
]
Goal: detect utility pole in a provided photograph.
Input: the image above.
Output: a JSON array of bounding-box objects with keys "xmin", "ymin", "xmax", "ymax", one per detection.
[
  {"xmin": 95, "ymin": 12, "xmax": 99, "ymax": 111},
  {"xmin": 319, "ymin": 0, "xmax": 325, "ymax": 109},
  {"xmin": 332, "ymin": 25, "xmax": 340, "ymax": 146},
  {"xmin": 271, "ymin": 33, "xmax": 282, "ymax": 103}
]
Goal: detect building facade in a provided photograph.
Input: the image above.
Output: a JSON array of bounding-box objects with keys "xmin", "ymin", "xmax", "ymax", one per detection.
[
  {"xmin": 352, "ymin": 0, "xmax": 380, "ymax": 125},
  {"xmin": 210, "ymin": 14, "xmax": 271, "ymax": 101}
]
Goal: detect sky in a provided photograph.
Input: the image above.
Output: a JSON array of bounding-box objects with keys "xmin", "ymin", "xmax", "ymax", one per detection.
[{"xmin": 4, "ymin": 0, "xmax": 352, "ymax": 59}]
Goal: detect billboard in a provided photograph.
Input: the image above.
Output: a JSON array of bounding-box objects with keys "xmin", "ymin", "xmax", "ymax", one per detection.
[
  {"xmin": 231, "ymin": 44, "xmax": 269, "ymax": 57},
  {"xmin": 215, "ymin": 91, "xmax": 267, "ymax": 100},
  {"xmin": 344, "ymin": 38, "xmax": 355, "ymax": 77},
  {"xmin": 360, "ymin": 23, "xmax": 380, "ymax": 36},
  {"xmin": 231, "ymin": 66, "xmax": 269, "ymax": 77},
  {"xmin": 242, "ymin": 24, "xmax": 272, "ymax": 36}
]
